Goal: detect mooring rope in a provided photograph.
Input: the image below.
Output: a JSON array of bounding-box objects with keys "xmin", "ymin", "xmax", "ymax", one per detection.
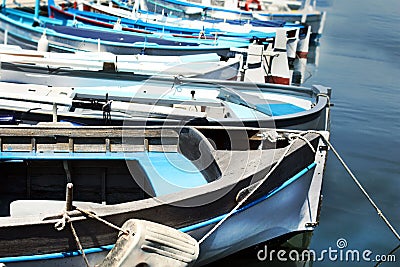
[
  {"xmin": 55, "ymin": 212, "xmax": 91, "ymax": 267},
  {"xmin": 75, "ymin": 207, "xmax": 130, "ymax": 235},
  {"xmin": 54, "ymin": 188, "xmax": 130, "ymax": 267},
  {"xmin": 310, "ymin": 131, "xmax": 400, "ymax": 242},
  {"xmin": 199, "ymin": 130, "xmax": 400, "ymax": 245},
  {"xmin": 54, "ymin": 206, "xmax": 131, "ymax": 267},
  {"xmin": 198, "ymin": 133, "xmax": 314, "ymax": 244},
  {"xmin": 69, "ymin": 220, "xmax": 91, "ymax": 267}
]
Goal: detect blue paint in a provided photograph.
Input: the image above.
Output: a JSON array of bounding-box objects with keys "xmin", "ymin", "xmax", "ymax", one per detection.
[
  {"xmin": 34, "ymin": 0, "xmax": 40, "ymax": 21},
  {"xmin": 0, "ymin": 246, "xmax": 112, "ymax": 263},
  {"xmin": 256, "ymin": 103, "xmax": 306, "ymax": 116},
  {"xmin": 180, "ymin": 53, "xmax": 220, "ymax": 63},
  {"xmin": 139, "ymin": 152, "xmax": 208, "ymax": 196},
  {"xmin": 226, "ymin": 103, "xmax": 306, "ymax": 118},
  {"xmin": 0, "ymin": 162, "xmax": 316, "ymax": 263},
  {"xmin": 225, "ymin": 102, "xmax": 262, "ymax": 119},
  {"xmin": 0, "ymin": 151, "xmax": 151, "ymax": 160}
]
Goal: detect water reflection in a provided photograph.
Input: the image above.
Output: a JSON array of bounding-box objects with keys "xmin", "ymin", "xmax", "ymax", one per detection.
[{"xmin": 291, "ymin": 42, "xmax": 320, "ymax": 86}]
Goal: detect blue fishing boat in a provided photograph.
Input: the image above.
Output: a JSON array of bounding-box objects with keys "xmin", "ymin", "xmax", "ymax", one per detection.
[
  {"xmin": 0, "ymin": 44, "xmax": 242, "ymax": 82},
  {"xmin": 0, "ymin": 77, "xmax": 331, "ymax": 130},
  {"xmin": 50, "ymin": 0, "xmax": 288, "ymax": 40},
  {"xmin": 0, "ymin": 5, "xmax": 246, "ymax": 56},
  {"xmin": 87, "ymin": 0, "xmax": 311, "ymax": 59},
  {"xmin": 116, "ymin": 0, "xmax": 326, "ymax": 39},
  {"xmin": 0, "ymin": 125, "xmax": 329, "ymax": 266},
  {"xmin": 62, "ymin": 0, "xmax": 312, "ymax": 59}
]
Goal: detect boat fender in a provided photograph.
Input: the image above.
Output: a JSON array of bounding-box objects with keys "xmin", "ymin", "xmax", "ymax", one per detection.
[
  {"xmin": 113, "ymin": 18, "xmax": 123, "ymax": 31},
  {"xmin": 37, "ymin": 30, "xmax": 49, "ymax": 52},
  {"xmin": 198, "ymin": 30, "xmax": 206, "ymax": 39},
  {"xmin": 98, "ymin": 219, "xmax": 199, "ymax": 267},
  {"xmin": 244, "ymin": 0, "xmax": 262, "ymax": 11}
]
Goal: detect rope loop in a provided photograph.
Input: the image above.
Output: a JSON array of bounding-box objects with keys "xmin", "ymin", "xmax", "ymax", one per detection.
[
  {"xmin": 54, "ymin": 211, "xmax": 70, "ymax": 231},
  {"xmin": 288, "ymin": 133, "xmax": 316, "ymax": 153}
]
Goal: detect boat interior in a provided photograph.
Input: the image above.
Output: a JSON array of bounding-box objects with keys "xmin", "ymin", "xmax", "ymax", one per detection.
[
  {"xmin": 0, "ymin": 126, "xmax": 289, "ymax": 218},
  {"xmin": 0, "ymin": 80, "xmax": 313, "ymax": 126}
]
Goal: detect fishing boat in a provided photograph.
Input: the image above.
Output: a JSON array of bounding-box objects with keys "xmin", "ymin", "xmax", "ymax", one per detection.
[
  {"xmin": 0, "ymin": 6, "xmax": 246, "ymax": 56},
  {"xmin": 58, "ymin": 0, "xmax": 306, "ymax": 39},
  {"xmin": 59, "ymin": 0, "xmax": 311, "ymax": 60},
  {"xmin": 0, "ymin": 124, "xmax": 329, "ymax": 266},
  {"xmin": 125, "ymin": 0, "xmax": 326, "ymax": 39},
  {"xmin": 1, "ymin": 36, "xmax": 302, "ymax": 85},
  {"xmin": 0, "ymin": 44, "xmax": 242, "ymax": 81},
  {"xmin": 0, "ymin": 76, "xmax": 331, "ymax": 130},
  {"xmin": 49, "ymin": 0, "xmax": 276, "ymax": 39}
]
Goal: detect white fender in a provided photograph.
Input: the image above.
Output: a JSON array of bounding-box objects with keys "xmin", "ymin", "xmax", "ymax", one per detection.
[
  {"xmin": 98, "ymin": 219, "xmax": 199, "ymax": 267},
  {"xmin": 37, "ymin": 30, "xmax": 49, "ymax": 52}
]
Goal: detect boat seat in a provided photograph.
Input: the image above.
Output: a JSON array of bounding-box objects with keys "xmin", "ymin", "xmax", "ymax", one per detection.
[
  {"xmin": 138, "ymin": 152, "xmax": 208, "ymax": 196},
  {"xmin": 256, "ymin": 103, "xmax": 306, "ymax": 116}
]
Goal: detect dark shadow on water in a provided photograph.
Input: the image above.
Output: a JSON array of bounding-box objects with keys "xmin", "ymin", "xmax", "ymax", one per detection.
[
  {"xmin": 374, "ymin": 244, "xmax": 400, "ymax": 267},
  {"xmin": 205, "ymin": 232, "xmax": 314, "ymax": 267}
]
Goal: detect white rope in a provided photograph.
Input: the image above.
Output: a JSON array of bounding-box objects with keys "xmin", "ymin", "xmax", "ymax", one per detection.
[
  {"xmin": 75, "ymin": 207, "xmax": 130, "ymax": 235},
  {"xmin": 69, "ymin": 220, "xmax": 91, "ymax": 267},
  {"xmin": 199, "ymin": 130, "xmax": 400, "ymax": 244},
  {"xmin": 54, "ymin": 211, "xmax": 91, "ymax": 267},
  {"xmin": 54, "ymin": 212, "xmax": 69, "ymax": 231},
  {"xmin": 288, "ymin": 133, "xmax": 316, "ymax": 153},
  {"xmin": 199, "ymin": 133, "xmax": 314, "ymax": 244},
  {"xmin": 309, "ymin": 131, "xmax": 400, "ymax": 242}
]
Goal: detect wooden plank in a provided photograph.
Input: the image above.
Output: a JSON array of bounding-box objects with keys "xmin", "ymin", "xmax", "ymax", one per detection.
[
  {"xmin": 68, "ymin": 138, "xmax": 74, "ymax": 152},
  {"xmin": 105, "ymin": 138, "xmax": 110, "ymax": 152},
  {"xmin": 31, "ymin": 137, "xmax": 36, "ymax": 152},
  {"xmin": 0, "ymin": 128, "xmax": 179, "ymax": 138},
  {"xmin": 74, "ymin": 144, "xmax": 106, "ymax": 152},
  {"xmin": 149, "ymin": 145, "xmax": 177, "ymax": 152},
  {"xmin": 2, "ymin": 144, "xmax": 32, "ymax": 152},
  {"xmin": 110, "ymin": 144, "xmax": 144, "ymax": 152},
  {"xmin": 36, "ymin": 143, "xmax": 70, "ymax": 152}
]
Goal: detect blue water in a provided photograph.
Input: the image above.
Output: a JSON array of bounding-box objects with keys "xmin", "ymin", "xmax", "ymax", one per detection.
[
  {"xmin": 207, "ymin": 0, "xmax": 400, "ymax": 266},
  {"xmin": 305, "ymin": 0, "xmax": 400, "ymax": 266}
]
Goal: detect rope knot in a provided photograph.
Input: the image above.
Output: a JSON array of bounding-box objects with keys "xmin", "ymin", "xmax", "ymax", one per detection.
[{"xmin": 54, "ymin": 211, "xmax": 71, "ymax": 231}]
